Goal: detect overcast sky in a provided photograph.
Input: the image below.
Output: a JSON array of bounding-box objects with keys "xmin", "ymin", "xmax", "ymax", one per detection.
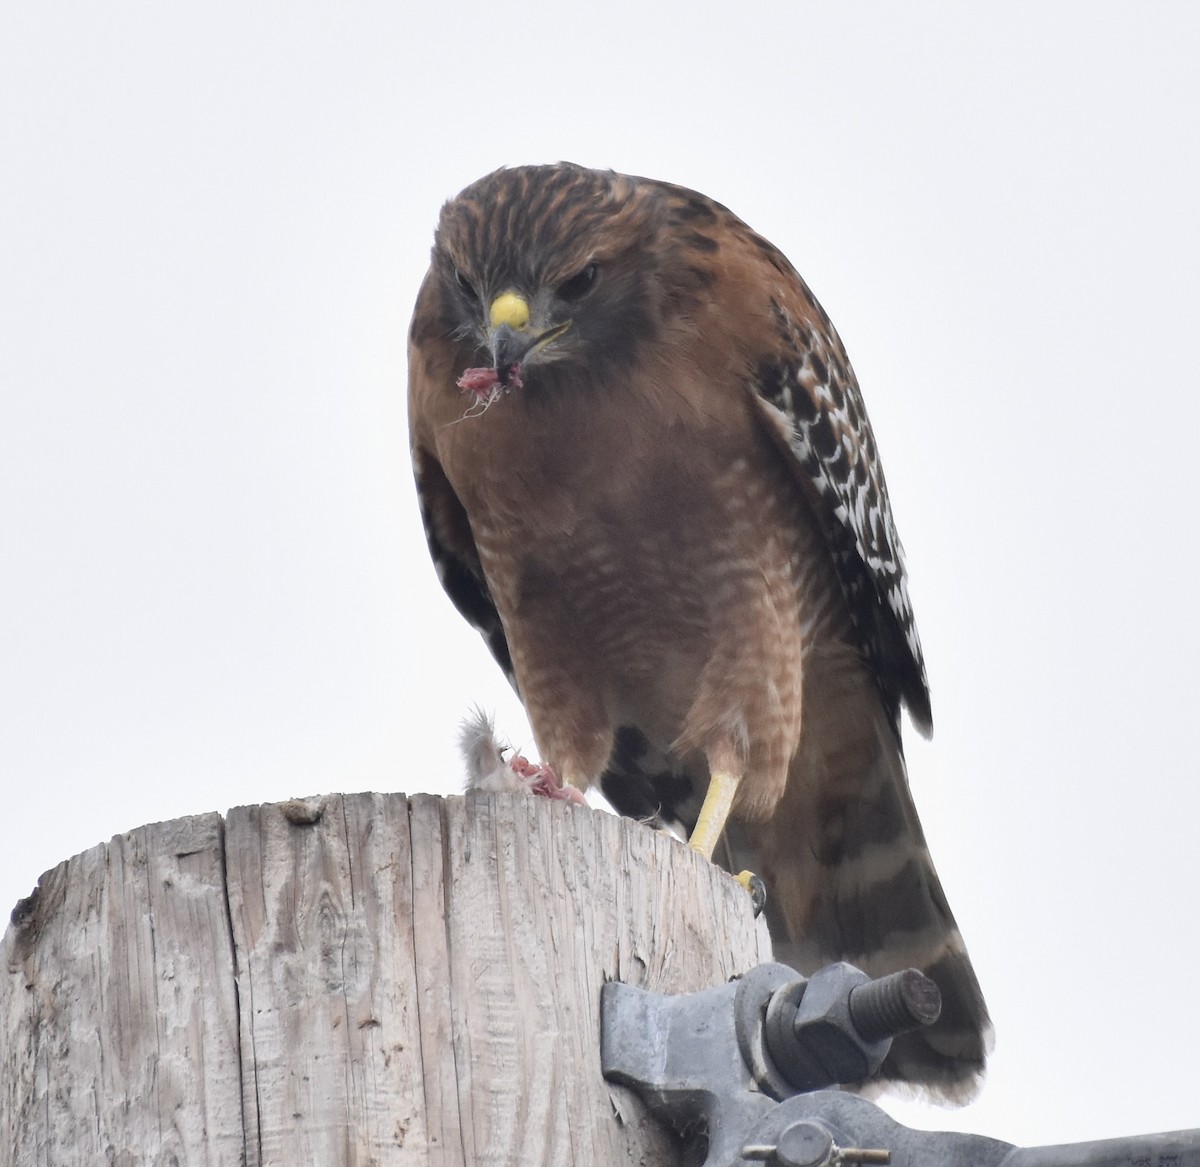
[{"xmin": 2, "ymin": 1, "xmax": 1198, "ymax": 1150}]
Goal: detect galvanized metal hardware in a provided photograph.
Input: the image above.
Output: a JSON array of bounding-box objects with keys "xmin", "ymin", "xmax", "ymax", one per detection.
[
  {"xmin": 739, "ymin": 1116, "xmax": 890, "ymax": 1166},
  {"xmin": 600, "ymin": 960, "xmax": 1200, "ymax": 1167}
]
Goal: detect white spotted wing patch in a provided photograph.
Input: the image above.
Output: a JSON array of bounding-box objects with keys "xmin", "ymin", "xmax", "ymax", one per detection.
[{"xmin": 751, "ymin": 294, "xmax": 931, "ymax": 735}]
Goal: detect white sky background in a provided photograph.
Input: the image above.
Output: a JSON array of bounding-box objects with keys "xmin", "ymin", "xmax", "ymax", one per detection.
[{"xmin": 2, "ymin": 1, "xmax": 1198, "ymax": 1149}]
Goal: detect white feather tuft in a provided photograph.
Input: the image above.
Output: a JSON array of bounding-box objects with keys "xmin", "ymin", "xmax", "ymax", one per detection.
[
  {"xmin": 459, "ymin": 706, "xmax": 523, "ymax": 792},
  {"xmin": 457, "ymin": 706, "xmax": 588, "ymax": 805}
]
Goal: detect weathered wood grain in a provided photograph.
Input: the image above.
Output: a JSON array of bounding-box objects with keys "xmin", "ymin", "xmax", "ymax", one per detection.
[
  {"xmin": 226, "ymin": 793, "xmax": 430, "ymax": 1165},
  {"xmin": 2, "ymin": 794, "xmax": 769, "ymax": 1165},
  {"xmin": 1, "ymin": 813, "xmax": 244, "ymax": 1166}
]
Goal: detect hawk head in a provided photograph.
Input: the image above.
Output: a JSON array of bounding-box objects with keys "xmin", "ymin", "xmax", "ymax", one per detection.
[{"xmin": 425, "ymin": 164, "xmax": 698, "ymax": 393}]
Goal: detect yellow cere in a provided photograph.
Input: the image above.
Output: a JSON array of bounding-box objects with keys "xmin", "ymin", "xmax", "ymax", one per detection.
[{"xmin": 489, "ymin": 291, "xmax": 530, "ymax": 331}]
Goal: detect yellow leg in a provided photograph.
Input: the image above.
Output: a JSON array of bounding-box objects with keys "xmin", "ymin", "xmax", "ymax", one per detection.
[{"xmin": 688, "ymin": 769, "xmax": 740, "ymax": 861}]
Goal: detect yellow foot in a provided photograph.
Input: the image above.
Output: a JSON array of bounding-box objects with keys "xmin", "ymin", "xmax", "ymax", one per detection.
[
  {"xmin": 687, "ymin": 770, "xmax": 740, "ymax": 861},
  {"xmin": 735, "ymin": 870, "xmax": 768, "ymax": 917}
]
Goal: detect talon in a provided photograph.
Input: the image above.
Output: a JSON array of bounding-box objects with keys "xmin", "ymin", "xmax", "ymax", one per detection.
[
  {"xmin": 513, "ymin": 755, "xmax": 587, "ymax": 805},
  {"xmin": 736, "ymin": 870, "xmax": 767, "ymax": 917},
  {"xmin": 459, "ymin": 709, "xmax": 586, "ymax": 805}
]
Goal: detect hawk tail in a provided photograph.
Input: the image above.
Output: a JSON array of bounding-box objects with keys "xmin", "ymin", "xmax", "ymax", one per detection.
[{"xmin": 756, "ymin": 709, "xmax": 992, "ymax": 1103}]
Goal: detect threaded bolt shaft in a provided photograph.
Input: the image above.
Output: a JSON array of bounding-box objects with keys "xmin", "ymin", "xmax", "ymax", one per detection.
[{"xmin": 848, "ymin": 968, "xmax": 942, "ymax": 1042}]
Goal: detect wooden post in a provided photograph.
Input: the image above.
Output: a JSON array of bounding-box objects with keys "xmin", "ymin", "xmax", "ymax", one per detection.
[{"xmin": 1, "ymin": 792, "xmax": 769, "ymax": 1165}]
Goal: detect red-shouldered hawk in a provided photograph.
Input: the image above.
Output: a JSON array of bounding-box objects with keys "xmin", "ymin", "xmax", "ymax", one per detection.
[{"xmin": 408, "ymin": 164, "xmax": 991, "ymax": 1099}]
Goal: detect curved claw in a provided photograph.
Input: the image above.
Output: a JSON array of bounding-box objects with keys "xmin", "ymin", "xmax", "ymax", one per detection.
[{"xmin": 736, "ymin": 870, "xmax": 768, "ymax": 917}]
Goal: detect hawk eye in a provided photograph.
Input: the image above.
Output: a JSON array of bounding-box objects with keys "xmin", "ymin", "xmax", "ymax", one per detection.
[
  {"xmin": 454, "ymin": 268, "xmax": 479, "ymax": 302},
  {"xmin": 557, "ymin": 263, "xmax": 598, "ymax": 302}
]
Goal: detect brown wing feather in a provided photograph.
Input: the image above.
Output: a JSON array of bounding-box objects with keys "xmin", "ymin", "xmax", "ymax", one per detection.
[
  {"xmin": 409, "ymin": 268, "xmax": 515, "ymax": 683},
  {"xmin": 643, "ymin": 177, "xmax": 931, "ymax": 734}
]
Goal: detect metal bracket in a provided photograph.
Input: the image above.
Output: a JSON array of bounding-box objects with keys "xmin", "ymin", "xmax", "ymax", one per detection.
[{"xmin": 600, "ymin": 961, "xmax": 1200, "ymax": 1167}]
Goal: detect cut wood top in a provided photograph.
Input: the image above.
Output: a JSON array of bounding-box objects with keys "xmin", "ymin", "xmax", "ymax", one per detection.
[{"xmin": 2, "ymin": 792, "xmax": 769, "ymax": 1166}]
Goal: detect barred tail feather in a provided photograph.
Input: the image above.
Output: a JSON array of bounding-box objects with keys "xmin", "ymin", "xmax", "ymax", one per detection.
[
  {"xmin": 599, "ymin": 706, "xmax": 992, "ymax": 1100},
  {"xmin": 750, "ymin": 701, "xmax": 992, "ymax": 1102}
]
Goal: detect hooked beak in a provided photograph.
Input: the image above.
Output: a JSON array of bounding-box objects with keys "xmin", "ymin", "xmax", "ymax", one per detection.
[{"xmin": 486, "ymin": 291, "xmax": 572, "ymax": 385}]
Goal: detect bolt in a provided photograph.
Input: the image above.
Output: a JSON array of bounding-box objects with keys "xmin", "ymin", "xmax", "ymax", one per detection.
[
  {"xmin": 741, "ymin": 1120, "xmax": 835, "ymax": 1166},
  {"xmin": 834, "ymin": 1149, "xmax": 891, "ymax": 1165},
  {"xmin": 848, "ymin": 968, "xmax": 941, "ymax": 1042},
  {"xmin": 777, "ymin": 1121, "xmax": 836, "ymax": 1166}
]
